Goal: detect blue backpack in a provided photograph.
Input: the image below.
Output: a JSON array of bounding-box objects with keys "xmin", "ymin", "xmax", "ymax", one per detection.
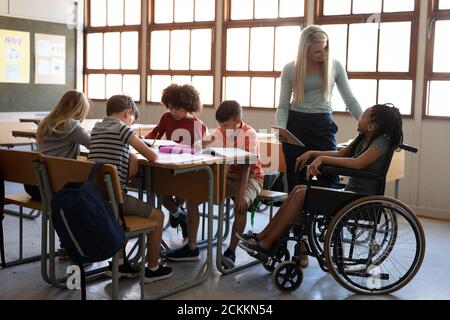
[{"xmin": 51, "ymin": 162, "xmax": 125, "ymax": 264}]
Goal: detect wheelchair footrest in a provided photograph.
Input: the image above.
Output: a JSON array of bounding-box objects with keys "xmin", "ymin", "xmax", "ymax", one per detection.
[{"xmin": 343, "ymin": 270, "xmax": 390, "ymax": 280}]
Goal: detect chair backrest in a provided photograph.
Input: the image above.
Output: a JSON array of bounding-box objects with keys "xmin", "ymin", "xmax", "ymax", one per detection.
[
  {"xmin": 0, "ymin": 149, "xmax": 41, "ymax": 185},
  {"xmin": 39, "ymin": 156, "xmax": 123, "ymax": 205}
]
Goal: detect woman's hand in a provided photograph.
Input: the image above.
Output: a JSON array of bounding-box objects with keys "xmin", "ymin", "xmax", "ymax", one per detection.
[
  {"xmin": 295, "ymin": 151, "xmax": 312, "ymax": 172},
  {"xmin": 306, "ymin": 157, "xmax": 323, "ymax": 180}
]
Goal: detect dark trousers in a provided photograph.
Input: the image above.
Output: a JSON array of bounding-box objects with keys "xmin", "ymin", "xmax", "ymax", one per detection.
[
  {"xmin": 24, "ymin": 184, "xmax": 41, "ymax": 201},
  {"xmin": 282, "ymin": 111, "xmax": 339, "ymax": 192}
]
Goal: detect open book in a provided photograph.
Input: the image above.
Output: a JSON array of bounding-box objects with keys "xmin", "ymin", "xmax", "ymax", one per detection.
[
  {"xmin": 202, "ymin": 147, "xmax": 258, "ymax": 164},
  {"xmin": 143, "ymin": 139, "xmax": 179, "ymax": 148},
  {"xmin": 270, "ymin": 125, "xmax": 305, "ymax": 147}
]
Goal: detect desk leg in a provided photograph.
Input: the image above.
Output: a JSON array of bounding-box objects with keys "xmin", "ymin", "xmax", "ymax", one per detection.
[{"xmin": 395, "ymin": 179, "xmax": 400, "ymax": 199}]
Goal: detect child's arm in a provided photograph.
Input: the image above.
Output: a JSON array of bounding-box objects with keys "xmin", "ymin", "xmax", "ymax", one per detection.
[
  {"xmin": 295, "ymin": 145, "xmax": 351, "ymax": 172},
  {"xmin": 235, "ymin": 165, "xmax": 251, "ymax": 215},
  {"xmin": 307, "ymin": 147, "xmax": 383, "ymax": 179},
  {"xmin": 128, "ymin": 134, "xmax": 158, "ymax": 162},
  {"xmin": 128, "ymin": 152, "xmax": 139, "ymax": 177}
]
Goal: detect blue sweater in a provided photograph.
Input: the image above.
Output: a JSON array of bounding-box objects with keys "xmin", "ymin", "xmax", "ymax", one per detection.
[{"xmin": 276, "ymin": 60, "xmax": 363, "ymax": 128}]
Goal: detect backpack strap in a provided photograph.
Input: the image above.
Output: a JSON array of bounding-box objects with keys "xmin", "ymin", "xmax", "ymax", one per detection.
[{"xmin": 87, "ymin": 162, "xmax": 104, "ymax": 181}]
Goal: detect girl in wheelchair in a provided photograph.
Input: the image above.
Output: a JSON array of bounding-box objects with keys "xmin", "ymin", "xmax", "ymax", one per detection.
[{"xmin": 238, "ymin": 103, "xmax": 403, "ymax": 269}]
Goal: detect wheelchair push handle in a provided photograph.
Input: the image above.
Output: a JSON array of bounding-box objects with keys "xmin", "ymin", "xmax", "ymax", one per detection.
[{"xmin": 398, "ymin": 144, "xmax": 418, "ymax": 153}]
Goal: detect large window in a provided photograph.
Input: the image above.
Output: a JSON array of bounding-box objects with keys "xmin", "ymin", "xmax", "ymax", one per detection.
[
  {"xmin": 222, "ymin": 0, "xmax": 306, "ymax": 108},
  {"xmin": 84, "ymin": 0, "xmax": 142, "ymax": 101},
  {"xmin": 424, "ymin": 0, "xmax": 450, "ymax": 118},
  {"xmin": 316, "ymin": 0, "xmax": 419, "ymax": 115},
  {"xmin": 146, "ymin": 0, "xmax": 215, "ymax": 105}
]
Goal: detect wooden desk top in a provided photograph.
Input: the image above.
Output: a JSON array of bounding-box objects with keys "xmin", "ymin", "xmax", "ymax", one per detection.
[{"xmin": 1, "ymin": 122, "xmax": 37, "ymax": 146}]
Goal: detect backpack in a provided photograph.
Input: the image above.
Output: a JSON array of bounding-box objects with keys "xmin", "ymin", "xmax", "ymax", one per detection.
[{"xmin": 51, "ymin": 162, "xmax": 125, "ymax": 265}]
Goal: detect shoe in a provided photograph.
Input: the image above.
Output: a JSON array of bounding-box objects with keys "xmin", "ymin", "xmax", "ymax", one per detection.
[
  {"xmin": 144, "ymin": 265, "xmax": 173, "ymax": 283},
  {"xmin": 166, "ymin": 244, "xmax": 200, "ymax": 262},
  {"xmin": 221, "ymin": 248, "xmax": 235, "ymax": 270},
  {"xmin": 58, "ymin": 248, "xmax": 70, "ymax": 260},
  {"xmin": 238, "ymin": 239, "xmax": 270, "ymax": 263},
  {"xmin": 299, "ymin": 242, "xmax": 309, "ymax": 268},
  {"xmin": 105, "ymin": 261, "xmax": 140, "ymax": 278},
  {"xmin": 236, "ymin": 230, "xmax": 258, "ymax": 243}
]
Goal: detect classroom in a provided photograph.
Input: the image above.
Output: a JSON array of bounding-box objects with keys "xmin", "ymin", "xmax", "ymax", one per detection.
[{"xmin": 1, "ymin": 0, "xmax": 450, "ymax": 304}]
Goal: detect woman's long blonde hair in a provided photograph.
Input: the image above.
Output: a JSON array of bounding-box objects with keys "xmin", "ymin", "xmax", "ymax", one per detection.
[
  {"xmin": 292, "ymin": 25, "xmax": 333, "ymax": 104},
  {"xmin": 36, "ymin": 90, "xmax": 90, "ymax": 144}
]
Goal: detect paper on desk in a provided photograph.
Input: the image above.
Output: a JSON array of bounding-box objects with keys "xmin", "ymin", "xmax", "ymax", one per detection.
[
  {"xmin": 143, "ymin": 139, "xmax": 179, "ymax": 148},
  {"xmin": 270, "ymin": 125, "xmax": 305, "ymax": 147},
  {"xmin": 155, "ymin": 153, "xmax": 216, "ymax": 164},
  {"xmin": 202, "ymin": 147, "xmax": 258, "ymax": 164}
]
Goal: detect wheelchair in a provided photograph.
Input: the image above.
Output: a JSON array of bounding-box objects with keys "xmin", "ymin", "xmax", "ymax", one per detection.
[{"xmin": 254, "ymin": 143, "xmax": 426, "ymax": 295}]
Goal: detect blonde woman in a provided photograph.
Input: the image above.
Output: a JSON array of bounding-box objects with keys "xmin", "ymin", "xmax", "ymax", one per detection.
[
  {"xmin": 276, "ymin": 25, "xmax": 363, "ymax": 192},
  {"xmin": 24, "ymin": 90, "xmax": 91, "ymax": 200}
]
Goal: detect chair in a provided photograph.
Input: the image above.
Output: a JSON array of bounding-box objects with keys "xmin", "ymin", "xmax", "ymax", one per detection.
[
  {"xmin": 39, "ymin": 156, "xmax": 158, "ymax": 299},
  {"xmin": 0, "ymin": 149, "xmax": 43, "ymax": 268}
]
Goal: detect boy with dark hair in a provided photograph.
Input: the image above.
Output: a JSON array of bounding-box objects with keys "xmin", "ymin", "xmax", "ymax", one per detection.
[{"xmin": 88, "ymin": 94, "xmax": 172, "ymax": 283}]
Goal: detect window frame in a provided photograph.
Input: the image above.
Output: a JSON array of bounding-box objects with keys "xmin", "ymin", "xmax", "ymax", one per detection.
[
  {"xmin": 315, "ymin": 0, "xmax": 420, "ymax": 118},
  {"xmin": 84, "ymin": 0, "xmax": 143, "ymax": 102},
  {"xmin": 221, "ymin": 0, "xmax": 307, "ymax": 109},
  {"xmin": 423, "ymin": 0, "xmax": 450, "ymax": 120},
  {"xmin": 146, "ymin": 0, "xmax": 216, "ymax": 106}
]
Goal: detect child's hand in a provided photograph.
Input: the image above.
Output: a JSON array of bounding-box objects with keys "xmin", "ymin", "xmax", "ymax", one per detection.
[
  {"xmin": 306, "ymin": 157, "xmax": 322, "ymax": 180},
  {"xmin": 295, "ymin": 151, "xmax": 311, "ymax": 172},
  {"xmin": 234, "ymin": 196, "xmax": 249, "ymax": 216}
]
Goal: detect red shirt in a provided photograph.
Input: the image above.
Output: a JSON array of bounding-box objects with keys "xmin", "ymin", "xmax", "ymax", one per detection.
[
  {"xmin": 145, "ymin": 112, "xmax": 208, "ymax": 147},
  {"xmin": 208, "ymin": 122, "xmax": 264, "ymax": 183}
]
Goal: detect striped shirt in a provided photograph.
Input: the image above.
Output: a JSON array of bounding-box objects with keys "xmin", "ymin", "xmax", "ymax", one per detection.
[{"xmin": 88, "ymin": 117, "xmax": 135, "ymax": 188}]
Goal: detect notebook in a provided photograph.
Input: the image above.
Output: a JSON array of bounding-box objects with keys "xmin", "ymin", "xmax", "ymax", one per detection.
[{"xmin": 202, "ymin": 147, "xmax": 258, "ymax": 164}]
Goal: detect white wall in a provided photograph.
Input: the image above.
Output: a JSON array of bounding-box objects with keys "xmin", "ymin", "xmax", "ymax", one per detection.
[
  {"xmin": 0, "ymin": 0, "xmax": 8, "ymax": 15},
  {"xmin": 5, "ymin": 0, "xmax": 75, "ymax": 24}
]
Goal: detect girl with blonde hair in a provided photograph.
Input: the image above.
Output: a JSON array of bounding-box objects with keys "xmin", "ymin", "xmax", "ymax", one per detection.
[{"xmin": 276, "ymin": 25, "xmax": 363, "ymax": 192}]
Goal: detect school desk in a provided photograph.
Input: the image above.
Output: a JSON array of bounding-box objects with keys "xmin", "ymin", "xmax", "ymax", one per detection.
[{"xmin": 0, "ymin": 122, "xmax": 37, "ymax": 149}]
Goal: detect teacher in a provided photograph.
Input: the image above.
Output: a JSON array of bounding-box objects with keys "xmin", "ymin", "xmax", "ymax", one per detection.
[{"xmin": 276, "ymin": 25, "xmax": 363, "ymax": 192}]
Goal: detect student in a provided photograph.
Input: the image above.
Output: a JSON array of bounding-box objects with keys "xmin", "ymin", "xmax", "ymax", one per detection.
[
  {"xmin": 88, "ymin": 94, "xmax": 172, "ymax": 283},
  {"xmin": 24, "ymin": 90, "xmax": 91, "ymax": 201},
  {"xmin": 166, "ymin": 100, "xmax": 264, "ymax": 269},
  {"xmin": 145, "ymin": 84, "xmax": 208, "ymax": 240},
  {"xmin": 238, "ymin": 103, "xmax": 403, "ymax": 268}
]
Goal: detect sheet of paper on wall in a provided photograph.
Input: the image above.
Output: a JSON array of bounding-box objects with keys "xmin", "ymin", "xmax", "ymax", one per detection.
[
  {"xmin": 202, "ymin": 147, "xmax": 258, "ymax": 165},
  {"xmin": 270, "ymin": 125, "xmax": 305, "ymax": 147}
]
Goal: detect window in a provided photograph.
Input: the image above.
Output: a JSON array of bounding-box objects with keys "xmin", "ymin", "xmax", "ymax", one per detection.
[
  {"xmin": 84, "ymin": 0, "xmax": 142, "ymax": 101},
  {"xmin": 316, "ymin": 0, "xmax": 418, "ymax": 116},
  {"xmin": 424, "ymin": 1, "xmax": 450, "ymax": 118},
  {"xmin": 222, "ymin": 0, "xmax": 306, "ymax": 108},
  {"xmin": 147, "ymin": 0, "xmax": 215, "ymax": 105}
]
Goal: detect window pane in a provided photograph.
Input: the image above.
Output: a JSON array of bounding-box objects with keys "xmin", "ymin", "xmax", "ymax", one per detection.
[
  {"xmin": 90, "ymin": 0, "xmax": 106, "ymax": 27},
  {"xmin": 172, "ymin": 75, "xmax": 192, "ymax": 85},
  {"xmin": 150, "ymin": 75, "xmax": 171, "ymax": 102},
  {"xmin": 230, "ymin": 0, "xmax": 253, "ymax": 20},
  {"xmin": 121, "ymin": 32, "xmax": 138, "ymax": 69},
  {"xmin": 331, "ymin": 88, "xmax": 346, "ymax": 112},
  {"xmin": 104, "ymin": 32, "xmax": 121, "ymax": 69},
  {"xmin": 250, "ymin": 27, "xmax": 274, "ymax": 71},
  {"xmin": 251, "ymin": 77, "xmax": 275, "ymax": 108},
  {"xmin": 275, "ymin": 77, "xmax": 281, "ymax": 107},
  {"xmin": 254, "ymin": 0, "xmax": 278, "ymax": 19},
  {"xmin": 225, "ymin": 77, "xmax": 250, "ymax": 106},
  {"xmin": 150, "ymin": 31, "xmax": 170, "ymax": 70},
  {"xmin": 433, "ymin": 21, "xmax": 450, "ymax": 72},
  {"xmin": 378, "ymin": 80, "xmax": 412, "ymax": 115},
  {"xmin": 192, "ymin": 76, "xmax": 213, "ymax": 105},
  {"xmin": 174, "ymin": 0, "xmax": 194, "ymax": 22},
  {"xmin": 107, "ymin": 0, "xmax": 124, "ymax": 26},
  {"xmin": 123, "ymin": 74, "xmax": 140, "ymax": 101},
  {"xmin": 352, "ymin": 0, "xmax": 382, "ymax": 14},
  {"xmin": 439, "ymin": 0, "xmax": 450, "ymax": 10},
  {"xmin": 321, "ymin": 24, "xmax": 348, "ymax": 68},
  {"xmin": 106, "ymin": 74, "xmax": 122, "ymax": 98},
  {"xmin": 348, "ymin": 79, "xmax": 377, "ymax": 111},
  {"xmin": 279, "ymin": 0, "xmax": 304, "ymax": 18},
  {"xmin": 88, "ymin": 74, "xmax": 105, "ymax": 99},
  {"xmin": 170, "ymin": 30, "xmax": 190, "ymax": 70},
  {"xmin": 191, "ymin": 29, "xmax": 212, "ymax": 70},
  {"xmin": 428, "ymin": 81, "xmax": 450, "ymax": 116},
  {"xmin": 226, "ymin": 28, "xmax": 249, "ymax": 71},
  {"xmin": 378, "ymin": 22, "xmax": 410, "ymax": 72},
  {"xmin": 348, "ymin": 23, "xmax": 378, "ymax": 72},
  {"xmin": 154, "ymin": 0, "xmax": 173, "ymax": 23},
  {"xmin": 323, "ymin": 0, "xmax": 351, "ymax": 16},
  {"xmin": 124, "ymin": 0, "xmax": 140, "ymax": 25},
  {"xmin": 383, "ymin": 0, "xmax": 415, "ymax": 12},
  {"xmin": 275, "ymin": 26, "xmax": 301, "ymax": 71},
  {"xmin": 87, "ymin": 33, "xmax": 103, "ymax": 69},
  {"xmin": 195, "ymin": 0, "xmax": 215, "ymax": 21}
]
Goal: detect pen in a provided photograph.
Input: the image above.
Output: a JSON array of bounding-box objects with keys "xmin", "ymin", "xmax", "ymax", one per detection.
[{"xmin": 151, "ymin": 131, "xmax": 163, "ymax": 148}]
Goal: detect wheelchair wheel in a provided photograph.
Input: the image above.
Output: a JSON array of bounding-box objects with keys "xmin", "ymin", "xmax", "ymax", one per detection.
[
  {"xmin": 263, "ymin": 246, "xmax": 290, "ymax": 272},
  {"xmin": 272, "ymin": 261, "xmax": 303, "ymax": 292},
  {"xmin": 308, "ymin": 214, "xmax": 330, "ymax": 262},
  {"xmin": 324, "ymin": 196, "xmax": 425, "ymax": 295}
]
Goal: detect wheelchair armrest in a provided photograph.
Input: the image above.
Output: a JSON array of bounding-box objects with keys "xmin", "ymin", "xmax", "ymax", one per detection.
[
  {"xmin": 398, "ymin": 144, "xmax": 418, "ymax": 153},
  {"xmin": 319, "ymin": 165, "xmax": 381, "ymax": 180}
]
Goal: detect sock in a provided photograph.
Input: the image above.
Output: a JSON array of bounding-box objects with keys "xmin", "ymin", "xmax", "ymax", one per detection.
[
  {"xmin": 171, "ymin": 207, "xmax": 182, "ymax": 218},
  {"xmin": 149, "ymin": 264, "xmax": 160, "ymax": 272}
]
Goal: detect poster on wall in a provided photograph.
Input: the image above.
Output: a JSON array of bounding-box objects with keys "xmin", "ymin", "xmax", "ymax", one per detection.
[
  {"xmin": 35, "ymin": 33, "xmax": 66, "ymax": 85},
  {"xmin": 0, "ymin": 29, "xmax": 30, "ymax": 83}
]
